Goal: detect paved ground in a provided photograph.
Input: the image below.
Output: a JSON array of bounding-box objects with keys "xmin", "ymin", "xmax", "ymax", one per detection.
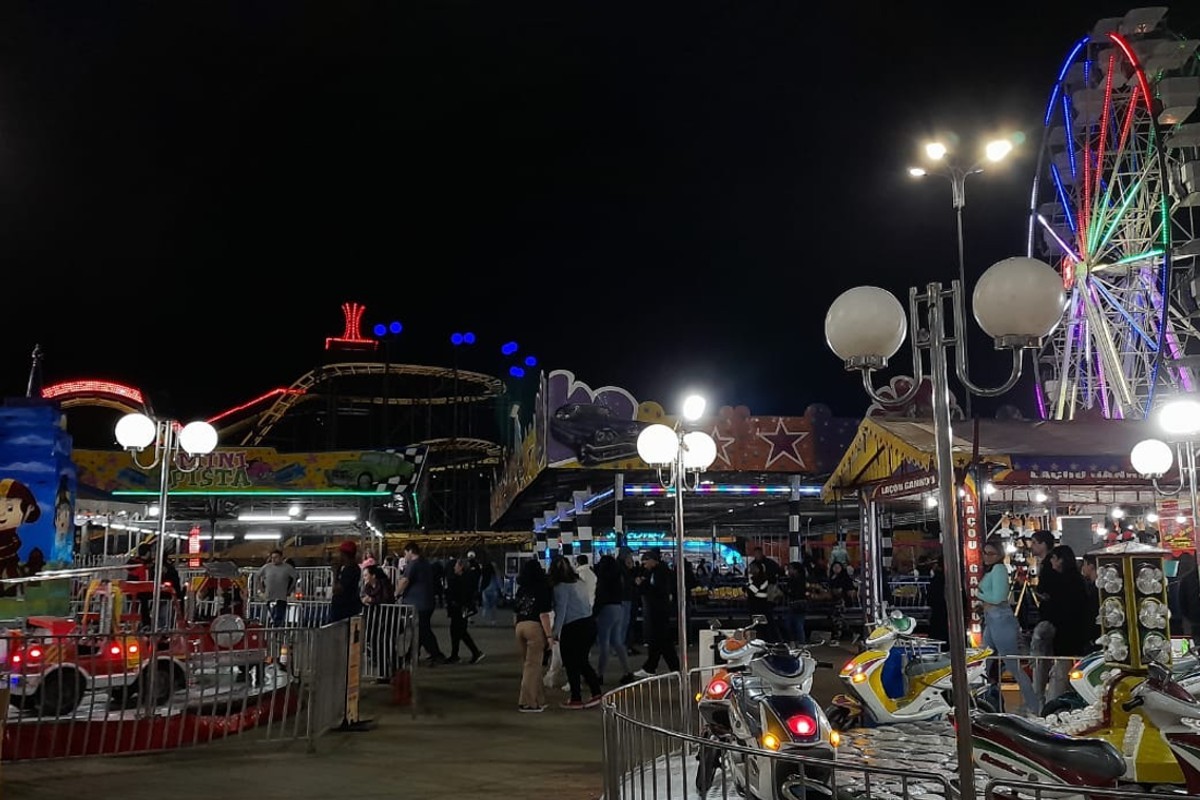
[{"xmin": 0, "ymin": 612, "xmax": 855, "ymax": 800}]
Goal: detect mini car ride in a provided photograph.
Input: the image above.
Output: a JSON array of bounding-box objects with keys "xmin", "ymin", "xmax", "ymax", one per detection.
[{"xmin": 4, "ymin": 576, "xmax": 269, "ymax": 716}]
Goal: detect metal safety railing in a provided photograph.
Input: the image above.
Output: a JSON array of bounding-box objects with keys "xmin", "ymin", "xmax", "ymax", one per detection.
[
  {"xmin": 602, "ymin": 670, "xmax": 956, "ymax": 800},
  {"xmin": 0, "ymin": 619, "xmax": 355, "ymax": 760},
  {"xmin": 602, "ymin": 664, "xmax": 1180, "ymax": 800}
]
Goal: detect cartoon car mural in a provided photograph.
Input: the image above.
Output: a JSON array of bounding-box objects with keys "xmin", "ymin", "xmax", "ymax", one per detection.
[
  {"xmin": 549, "ymin": 403, "xmax": 647, "ymax": 466},
  {"xmin": 325, "ymin": 451, "xmax": 415, "ymax": 490}
]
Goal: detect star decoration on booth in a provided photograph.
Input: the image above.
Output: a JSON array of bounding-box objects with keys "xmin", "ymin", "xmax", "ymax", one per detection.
[
  {"xmin": 709, "ymin": 425, "xmax": 737, "ymax": 467},
  {"xmin": 757, "ymin": 419, "xmax": 808, "ymax": 469}
]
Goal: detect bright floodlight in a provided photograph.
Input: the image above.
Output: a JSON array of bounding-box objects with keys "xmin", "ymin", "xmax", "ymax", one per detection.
[
  {"xmin": 824, "ymin": 286, "xmax": 907, "ymax": 362},
  {"xmin": 178, "ymin": 421, "xmax": 219, "ymax": 456},
  {"xmin": 115, "ymin": 413, "xmax": 157, "ymax": 450},
  {"xmin": 637, "ymin": 424, "xmax": 679, "ymax": 466},
  {"xmin": 1131, "ymin": 438, "xmax": 1173, "ymax": 476},
  {"xmin": 908, "ymin": 167, "xmax": 927, "ymax": 177},
  {"xmin": 1159, "ymin": 397, "xmax": 1200, "ymax": 437},
  {"xmin": 925, "ymin": 142, "xmax": 947, "ymax": 160},
  {"xmin": 682, "ymin": 394, "xmax": 707, "ymax": 422},
  {"xmin": 973, "ymin": 257, "xmax": 1065, "ymax": 340},
  {"xmin": 984, "ymin": 139, "xmax": 1014, "ymax": 162},
  {"xmin": 682, "ymin": 431, "xmax": 717, "ymax": 470}
]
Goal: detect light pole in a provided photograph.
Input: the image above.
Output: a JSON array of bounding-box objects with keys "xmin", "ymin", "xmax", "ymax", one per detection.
[
  {"xmin": 635, "ymin": 393, "xmax": 717, "ymax": 726},
  {"xmin": 909, "ymin": 137, "xmax": 1017, "ymax": 419},
  {"xmin": 1131, "ymin": 395, "xmax": 1200, "ymax": 564},
  {"xmin": 824, "ymin": 256, "xmax": 1065, "ymax": 800},
  {"xmin": 115, "ymin": 412, "xmax": 219, "ymax": 632}
]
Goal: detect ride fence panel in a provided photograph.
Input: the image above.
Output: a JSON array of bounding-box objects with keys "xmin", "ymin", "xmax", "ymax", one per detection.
[
  {"xmin": 245, "ymin": 599, "xmax": 331, "ymax": 628},
  {"xmin": 979, "ymin": 653, "xmax": 1088, "ymax": 716},
  {"xmin": 983, "ymin": 780, "xmax": 1170, "ymax": 800},
  {"xmin": 602, "ymin": 671, "xmax": 958, "ymax": 800},
  {"xmin": 887, "ymin": 577, "xmax": 930, "ymax": 612},
  {"xmin": 359, "ymin": 603, "xmax": 417, "ymax": 682},
  {"xmin": 0, "ymin": 621, "xmax": 352, "ymax": 760}
]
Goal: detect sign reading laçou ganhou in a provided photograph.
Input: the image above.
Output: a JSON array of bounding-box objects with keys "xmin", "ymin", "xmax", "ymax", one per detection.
[{"xmin": 870, "ymin": 471, "xmax": 937, "ymax": 501}]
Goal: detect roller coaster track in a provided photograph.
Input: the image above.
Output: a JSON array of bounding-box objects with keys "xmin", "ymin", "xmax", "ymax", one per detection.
[{"xmin": 240, "ymin": 362, "xmax": 506, "ymax": 447}]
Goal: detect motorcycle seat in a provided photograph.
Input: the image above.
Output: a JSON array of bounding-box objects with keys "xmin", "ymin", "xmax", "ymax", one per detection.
[
  {"xmin": 973, "ymin": 713, "xmax": 1125, "ymax": 781},
  {"xmin": 906, "ymin": 655, "xmax": 951, "ymax": 676}
]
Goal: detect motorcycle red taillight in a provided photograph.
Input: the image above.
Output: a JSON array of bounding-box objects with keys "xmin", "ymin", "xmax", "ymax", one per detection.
[
  {"xmin": 786, "ymin": 714, "xmax": 817, "ymax": 738},
  {"xmin": 706, "ymin": 678, "xmax": 730, "ymax": 698}
]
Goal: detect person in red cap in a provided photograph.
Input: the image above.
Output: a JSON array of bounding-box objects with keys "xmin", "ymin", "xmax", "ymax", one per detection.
[{"xmin": 330, "ymin": 540, "xmax": 363, "ymax": 622}]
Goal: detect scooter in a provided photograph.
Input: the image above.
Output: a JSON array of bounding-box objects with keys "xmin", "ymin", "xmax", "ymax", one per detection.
[
  {"xmin": 1040, "ymin": 642, "xmax": 1200, "ymax": 716},
  {"xmin": 696, "ymin": 619, "xmax": 837, "ymax": 799},
  {"xmin": 824, "ymin": 609, "xmax": 993, "ymax": 730},
  {"xmin": 971, "ymin": 661, "xmax": 1200, "ymax": 795}
]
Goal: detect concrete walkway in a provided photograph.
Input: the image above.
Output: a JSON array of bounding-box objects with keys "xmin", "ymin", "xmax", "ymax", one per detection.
[{"xmin": 1, "ymin": 612, "xmax": 853, "ymax": 800}]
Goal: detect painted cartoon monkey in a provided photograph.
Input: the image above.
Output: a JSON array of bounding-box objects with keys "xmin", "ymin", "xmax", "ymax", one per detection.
[{"xmin": 0, "ymin": 478, "xmax": 41, "ymax": 587}]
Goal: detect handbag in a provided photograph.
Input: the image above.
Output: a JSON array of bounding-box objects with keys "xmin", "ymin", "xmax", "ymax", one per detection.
[{"xmin": 766, "ymin": 582, "xmax": 785, "ymax": 604}]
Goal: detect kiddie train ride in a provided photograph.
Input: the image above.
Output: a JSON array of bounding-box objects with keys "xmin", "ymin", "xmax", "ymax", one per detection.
[{"xmin": 971, "ymin": 542, "xmax": 1200, "ymax": 793}]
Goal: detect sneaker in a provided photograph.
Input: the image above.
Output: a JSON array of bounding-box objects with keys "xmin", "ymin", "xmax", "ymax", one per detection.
[
  {"xmin": 445, "ymin": 655, "xmax": 462, "ymax": 664},
  {"xmin": 633, "ymin": 669, "xmax": 655, "ymax": 679},
  {"xmin": 583, "ymin": 694, "xmax": 603, "ymax": 709},
  {"xmin": 469, "ymin": 652, "xmax": 486, "ymax": 665},
  {"xmin": 560, "ymin": 699, "xmax": 586, "ymax": 710},
  {"xmin": 618, "ymin": 673, "xmax": 636, "ymax": 685},
  {"xmin": 561, "ymin": 682, "xmax": 571, "ymax": 693},
  {"xmin": 518, "ymin": 704, "xmax": 547, "ymax": 713}
]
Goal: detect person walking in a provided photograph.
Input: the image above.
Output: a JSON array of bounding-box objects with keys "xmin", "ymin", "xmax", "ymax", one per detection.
[
  {"xmin": 479, "ymin": 556, "xmax": 501, "ymax": 625},
  {"xmin": 618, "ymin": 547, "xmax": 641, "ymax": 657},
  {"xmin": 1028, "ymin": 529, "xmax": 1059, "ymax": 712},
  {"xmin": 257, "ymin": 548, "xmax": 298, "ymax": 627},
  {"xmin": 633, "ymin": 549, "xmax": 679, "ymax": 678},
  {"xmin": 512, "ymin": 558, "xmax": 552, "ymax": 712},
  {"xmin": 548, "ymin": 556, "xmax": 603, "ymax": 709},
  {"xmin": 592, "ymin": 554, "xmax": 634, "ymax": 685},
  {"xmin": 574, "ymin": 553, "xmax": 597, "ymax": 600},
  {"xmin": 445, "ymin": 557, "xmax": 485, "ymax": 664},
  {"xmin": 330, "ymin": 540, "xmax": 363, "ymax": 623},
  {"xmin": 978, "ymin": 538, "xmax": 1038, "ymax": 714},
  {"xmin": 396, "ymin": 542, "xmax": 447, "ymax": 665},
  {"xmin": 1042, "ymin": 544, "xmax": 1093, "ymax": 706},
  {"xmin": 925, "ymin": 555, "xmax": 949, "ymax": 643}
]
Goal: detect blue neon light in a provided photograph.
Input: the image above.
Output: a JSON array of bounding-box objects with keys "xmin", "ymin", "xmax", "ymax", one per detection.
[
  {"xmin": 451, "ymin": 332, "xmax": 464, "ymax": 346},
  {"xmin": 501, "ymin": 341, "xmax": 519, "ymax": 356},
  {"xmin": 389, "ymin": 321, "xmax": 403, "ymax": 335},
  {"xmin": 464, "ymin": 332, "xmax": 476, "ymax": 345},
  {"xmin": 509, "ymin": 366, "xmax": 525, "ymax": 378},
  {"xmin": 1050, "ymin": 163, "xmax": 1077, "ymax": 234},
  {"xmin": 374, "ymin": 324, "xmax": 386, "ymax": 336},
  {"xmin": 1044, "ymin": 37, "xmax": 1088, "ymax": 126},
  {"xmin": 524, "ymin": 355, "xmax": 537, "ymax": 367}
]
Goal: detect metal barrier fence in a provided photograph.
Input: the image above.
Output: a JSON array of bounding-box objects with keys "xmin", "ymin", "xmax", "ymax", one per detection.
[
  {"xmin": 0, "ymin": 619, "xmax": 353, "ymax": 760},
  {"xmin": 602, "ymin": 670, "xmax": 956, "ymax": 800},
  {"xmin": 602, "ymin": 666, "xmax": 1176, "ymax": 800}
]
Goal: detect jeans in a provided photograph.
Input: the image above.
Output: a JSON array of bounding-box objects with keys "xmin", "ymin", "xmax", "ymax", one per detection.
[
  {"xmin": 418, "ymin": 607, "xmax": 445, "ymax": 659},
  {"xmin": 778, "ymin": 607, "xmax": 806, "ymax": 645},
  {"xmin": 1030, "ymin": 620, "xmax": 1061, "ymax": 711},
  {"xmin": 595, "ymin": 603, "xmax": 631, "ymax": 679},
  {"xmin": 481, "ymin": 585, "xmax": 499, "ymax": 624},
  {"xmin": 267, "ymin": 599, "xmax": 288, "ymax": 627},
  {"xmin": 618, "ymin": 600, "xmax": 633, "ymax": 649},
  {"xmin": 983, "ymin": 606, "xmax": 1037, "ymax": 711},
  {"xmin": 560, "ymin": 617, "xmax": 602, "ymax": 701},
  {"xmin": 448, "ymin": 608, "xmax": 481, "ymax": 659}
]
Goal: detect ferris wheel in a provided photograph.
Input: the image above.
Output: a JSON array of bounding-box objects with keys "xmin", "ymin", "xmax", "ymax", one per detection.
[{"xmin": 1029, "ymin": 7, "xmax": 1200, "ymax": 420}]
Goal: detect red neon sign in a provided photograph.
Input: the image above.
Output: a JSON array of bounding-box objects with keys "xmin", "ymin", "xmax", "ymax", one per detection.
[
  {"xmin": 188, "ymin": 526, "xmax": 202, "ymax": 568},
  {"xmin": 41, "ymin": 380, "xmax": 145, "ymax": 404},
  {"xmin": 325, "ymin": 301, "xmax": 378, "ymax": 351}
]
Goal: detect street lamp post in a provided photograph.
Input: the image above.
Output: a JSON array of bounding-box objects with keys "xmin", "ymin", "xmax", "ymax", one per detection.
[
  {"xmin": 115, "ymin": 412, "xmax": 219, "ymax": 632},
  {"xmin": 636, "ymin": 394, "xmax": 717, "ymax": 728},
  {"xmin": 824, "ymin": 256, "xmax": 1065, "ymax": 800},
  {"xmin": 1131, "ymin": 395, "xmax": 1200, "ymax": 573},
  {"xmin": 909, "ymin": 137, "xmax": 1017, "ymax": 419}
]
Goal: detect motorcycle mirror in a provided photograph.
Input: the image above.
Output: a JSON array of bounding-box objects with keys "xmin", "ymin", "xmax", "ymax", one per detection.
[
  {"xmin": 709, "ymin": 619, "xmax": 724, "ymax": 631},
  {"xmin": 751, "ymin": 614, "xmax": 768, "ymax": 626}
]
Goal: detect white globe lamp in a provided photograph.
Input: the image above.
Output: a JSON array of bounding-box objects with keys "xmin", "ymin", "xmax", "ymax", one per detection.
[
  {"xmin": 637, "ymin": 424, "xmax": 678, "ymax": 466},
  {"xmin": 178, "ymin": 421, "xmax": 219, "ymax": 456},
  {"xmin": 1159, "ymin": 397, "xmax": 1200, "ymax": 437},
  {"xmin": 825, "ymin": 286, "xmax": 907, "ymax": 366},
  {"xmin": 973, "ymin": 257, "xmax": 1065, "ymax": 342},
  {"xmin": 115, "ymin": 413, "xmax": 157, "ymax": 450},
  {"xmin": 1131, "ymin": 438, "xmax": 1174, "ymax": 477},
  {"xmin": 682, "ymin": 431, "xmax": 717, "ymax": 470},
  {"xmin": 681, "ymin": 394, "xmax": 707, "ymax": 422}
]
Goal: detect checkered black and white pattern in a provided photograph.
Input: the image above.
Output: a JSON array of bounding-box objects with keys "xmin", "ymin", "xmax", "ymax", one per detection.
[{"xmin": 372, "ymin": 445, "xmax": 428, "ymax": 494}]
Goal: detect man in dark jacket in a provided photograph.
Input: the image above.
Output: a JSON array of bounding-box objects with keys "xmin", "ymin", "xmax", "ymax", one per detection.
[{"xmin": 633, "ymin": 549, "xmax": 679, "ymax": 677}]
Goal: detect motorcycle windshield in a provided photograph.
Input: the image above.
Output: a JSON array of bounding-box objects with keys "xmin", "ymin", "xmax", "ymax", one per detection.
[{"xmin": 761, "ymin": 653, "xmax": 806, "ymax": 679}]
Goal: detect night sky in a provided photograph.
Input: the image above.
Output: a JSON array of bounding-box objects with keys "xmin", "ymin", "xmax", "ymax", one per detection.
[{"xmin": 3, "ymin": 2, "xmax": 1198, "ymax": 424}]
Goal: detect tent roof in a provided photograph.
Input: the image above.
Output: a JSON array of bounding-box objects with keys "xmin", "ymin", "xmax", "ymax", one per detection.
[{"xmin": 821, "ymin": 417, "xmax": 1156, "ymax": 500}]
